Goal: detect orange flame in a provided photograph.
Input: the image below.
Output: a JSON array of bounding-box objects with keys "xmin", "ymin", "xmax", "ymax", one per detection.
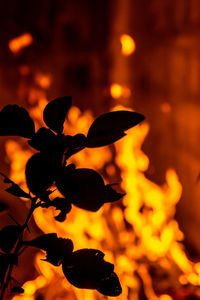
[
  {"xmin": 9, "ymin": 33, "xmax": 33, "ymax": 54},
  {"xmin": 7, "ymin": 102, "xmax": 200, "ymax": 300}
]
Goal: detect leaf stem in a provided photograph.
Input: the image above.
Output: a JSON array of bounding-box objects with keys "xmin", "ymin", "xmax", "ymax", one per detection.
[{"xmin": 0, "ymin": 199, "xmax": 37, "ymax": 300}]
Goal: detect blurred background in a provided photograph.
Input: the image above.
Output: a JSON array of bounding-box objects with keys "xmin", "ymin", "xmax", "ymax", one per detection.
[{"xmin": 1, "ymin": 0, "xmax": 200, "ymax": 299}]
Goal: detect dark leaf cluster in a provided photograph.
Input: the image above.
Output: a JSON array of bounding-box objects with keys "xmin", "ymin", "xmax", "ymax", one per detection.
[
  {"xmin": 0, "ymin": 254, "xmax": 18, "ymax": 287},
  {"xmin": 24, "ymin": 234, "xmax": 122, "ymax": 296},
  {"xmin": 0, "ymin": 97, "xmax": 145, "ymax": 298}
]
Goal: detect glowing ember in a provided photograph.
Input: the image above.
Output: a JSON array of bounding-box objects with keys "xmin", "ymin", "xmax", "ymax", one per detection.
[
  {"xmin": 110, "ymin": 83, "xmax": 122, "ymax": 99},
  {"xmin": 35, "ymin": 73, "xmax": 52, "ymax": 89},
  {"xmin": 8, "ymin": 102, "xmax": 200, "ymax": 299},
  {"xmin": 9, "ymin": 33, "xmax": 33, "ymax": 54},
  {"xmin": 120, "ymin": 34, "xmax": 136, "ymax": 56},
  {"xmin": 110, "ymin": 83, "xmax": 131, "ymax": 99}
]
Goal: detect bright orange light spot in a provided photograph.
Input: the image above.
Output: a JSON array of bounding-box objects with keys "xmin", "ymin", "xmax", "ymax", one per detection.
[
  {"xmin": 179, "ymin": 275, "xmax": 188, "ymax": 285},
  {"xmin": 23, "ymin": 282, "xmax": 36, "ymax": 296},
  {"xmin": 120, "ymin": 34, "xmax": 136, "ymax": 56},
  {"xmin": 9, "ymin": 33, "xmax": 33, "ymax": 54},
  {"xmin": 35, "ymin": 73, "xmax": 52, "ymax": 88},
  {"xmin": 117, "ymin": 256, "xmax": 133, "ymax": 272},
  {"xmin": 110, "ymin": 83, "xmax": 123, "ymax": 99},
  {"xmin": 110, "ymin": 84, "xmax": 131, "ymax": 99}
]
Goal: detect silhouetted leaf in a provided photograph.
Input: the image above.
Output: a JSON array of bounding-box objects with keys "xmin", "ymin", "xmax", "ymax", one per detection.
[
  {"xmin": 60, "ymin": 163, "xmax": 76, "ymax": 175},
  {"xmin": 57, "ymin": 168, "xmax": 123, "ymax": 211},
  {"xmin": 0, "ymin": 172, "xmax": 30, "ymax": 199},
  {"xmin": 25, "ymin": 152, "xmax": 62, "ymax": 195},
  {"xmin": 87, "ymin": 130, "xmax": 126, "ymax": 148},
  {"xmin": 62, "ymin": 249, "xmax": 115, "ymax": 291},
  {"xmin": 88, "ymin": 110, "xmax": 145, "ymax": 133},
  {"xmin": 24, "ymin": 233, "xmax": 57, "ymax": 250},
  {"xmin": 87, "ymin": 111, "xmax": 145, "ymax": 147},
  {"xmin": 104, "ymin": 184, "xmax": 125, "ymax": 203},
  {"xmin": 38, "ymin": 190, "xmax": 53, "ymax": 205},
  {"xmin": 43, "ymin": 97, "xmax": 72, "ymax": 133},
  {"xmin": 28, "ymin": 127, "xmax": 55, "ymax": 151},
  {"xmin": 28, "ymin": 128, "xmax": 72, "ymax": 154},
  {"xmin": 98, "ymin": 272, "xmax": 122, "ymax": 296},
  {"xmin": 0, "ymin": 225, "xmax": 22, "ymax": 253},
  {"xmin": 56, "ymin": 168, "xmax": 105, "ymax": 211},
  {"xmin": 0, "ymin": 105, "xmax": 35, "ymax": 138},
  {"xmin": 65, "ymin": 134, "xmax": 86, "ymax": 159},
  {"xmin": 24, "ymin": 233, "xmax": 73, "ymax": 266},
  {"xmin": 11, "ymin": 287, "xmax": 24, "ymax": 293},
  {"xmin": 51, "ymin": 197, "xmax": 72, "ymax": 222},
  {"xmin": 0, "ymin": 254, "xmax": 18, "ymax": 286}
]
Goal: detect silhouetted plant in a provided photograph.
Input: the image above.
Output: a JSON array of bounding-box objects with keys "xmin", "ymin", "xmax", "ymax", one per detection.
[{"xmin": 0, "ymin": 97, "xmax": 145, "ymax": 299}]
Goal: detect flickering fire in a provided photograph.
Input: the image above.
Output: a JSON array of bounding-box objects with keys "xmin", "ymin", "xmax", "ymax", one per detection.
[
  {"xmin": 8, "ymin": 33, "xmax": 33, "ymax": 54},
  {"xmin": 120, "ymin": 34, "xmax": 136, "ymax": 56},
  {"xmin": 6, "ymin": 94, "xmax": 200, "ymax": 300}
]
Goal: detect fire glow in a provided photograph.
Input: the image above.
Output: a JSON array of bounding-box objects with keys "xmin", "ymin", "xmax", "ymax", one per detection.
[
  {"xmin": 120, "ymin": 34, "xmax": 136, "ymax": 56},
  {"xmin": 5, "ymin": 95, "xmax": 200, "ymax": 299},
  {"xmin": 110, "ymin": 84, "xmax": 131, "ymax": 99},
  {"xmin": 8, "ymin": 33, "xmax": 34, "ymax": 54}
]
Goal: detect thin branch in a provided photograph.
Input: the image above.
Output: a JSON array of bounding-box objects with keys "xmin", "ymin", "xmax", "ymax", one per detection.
[
  {"xmin": 8, "ymin": 214, "xmax": 20, "ymax": 226},
  {"xmin": 17, "ymin": 246, "xmax": 28, "ymax": 256},
  {"xmin": 10, "ymin": 277, "xmax": 22, "ymax": 286},
  {"xmin": 0, "ymin": 199, "xmax": 37, "ymax": 300}
]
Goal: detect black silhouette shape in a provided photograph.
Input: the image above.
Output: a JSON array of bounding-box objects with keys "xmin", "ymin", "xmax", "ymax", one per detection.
[
  {"xmin": 0, "ymin": 255, "xmax": 18, "ymax": 287},
  {"xmin": 0, "ymin": 225, "xmax": 22, "ymax": 253},
  {"xmin": 24, "ymin": 233, "xmax": 73, "ymax": 266},
  {"xmin": 43, "ymin": 96, "xmax": 72, "ymax": 133},
  {"xmin": 62, "ymin": 249, "xmax": 122, "ymax": 296},
  {"xmin": 25, "ymin": 152, "xmax": 62, "ymax": 195},
  {"xmin": 11, "ymin": 287, "xmax": 24, "ymax": 294},
  {"xmin": 56, "ymin": 167, "xmax": 124, "ymax": 211},
  {"xmin": 0, "ymin": 105, "xmax": 35, "ymax": 138},
  {"xmin": 87, "ymin": 110, "xmax": 145, "ymax": 147},
  {"xmin": 97, "ymin": 271, "xmax": 122, "ymax": 296},
  {"xmin": 28, "ymin": 127, "xmax": 56, "ymax": 151},
  {"xmin": 0, "ymin": 201, "xmax": 8, "ymax": 213},
  {"xmin": 0, "ymin": 173, "xmax": 30, "ymax": 199},
  {"xmin": 50, "ymin": 197, "xmax": 72, "ymax": 222},
  {"xmin": 0, "ymin": 96, "xmax": 145, "ymax": 299}
]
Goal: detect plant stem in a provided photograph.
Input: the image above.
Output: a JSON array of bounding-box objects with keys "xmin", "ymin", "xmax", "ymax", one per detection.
[{"xmin": 0, "ymin": 200, "xmax": 37, "ymax": 300}]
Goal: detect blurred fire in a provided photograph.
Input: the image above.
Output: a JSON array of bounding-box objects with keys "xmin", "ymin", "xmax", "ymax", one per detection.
[
  {"xmin": 8, "ymin": 33, "xmax": 33, "ymax": 54},
  {"xmin": 4, "ymin": 82, "xmax": 200, "ymax": 299},
  {"xmin": 120, "ymin": 34, "xmax": 136, "ymax": 56},
  {"xmin": 35, "ymin": 74, "xmax": 52, "ymax": 89},
  {"xmin": 110, "ymin": 83, "xmax": 131, "ymax": 99}
]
